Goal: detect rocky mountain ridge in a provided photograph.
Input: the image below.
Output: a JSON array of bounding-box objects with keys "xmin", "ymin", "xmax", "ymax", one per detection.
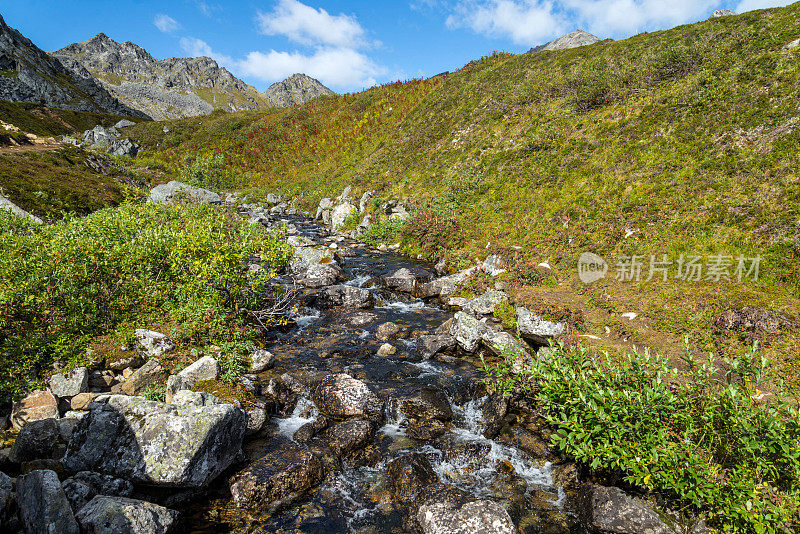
[
  {"xmin": 264, "ymin": 73, "xmax": 335, "ymax": 107},
  {"xmin": 0, "ymin": 15, "xmax": 142, "ymax": 117},
  {"xmin": 53, "ymin": 33, "xmax": 269, "ymax": 120},
  {"xmin": 528, "ymin": 29, "xmax": 602, "ymax": 53}
]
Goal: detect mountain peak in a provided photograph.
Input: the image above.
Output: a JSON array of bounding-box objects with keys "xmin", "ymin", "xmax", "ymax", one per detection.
[
  {"xmin": 528, "ymin": 29, "xmax": 602, "ymax": 54},
  {"xmin": 265, "ymin": 73, "xmax": 334, "ymax": 107}
]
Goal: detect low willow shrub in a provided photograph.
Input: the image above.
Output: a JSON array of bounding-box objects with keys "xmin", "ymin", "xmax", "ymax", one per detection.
[
  {"xmin": 361, "ymin": 217, "xmax": 406, "ymax": 246},
  {"xmin": 485, "ymin": 342, "xmax": 800, "ymax": 533},
  {"xmin": 0, "ymin": 202, "xmax": 292, "ymax": 401}
]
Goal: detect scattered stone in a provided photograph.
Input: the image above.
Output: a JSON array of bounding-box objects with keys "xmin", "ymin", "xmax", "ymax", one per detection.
[
  {"xmin": 393, "ymin": 387, "xmax": 453, "ymax": 421},
  {"xmin": 290, "ymin": 246, "xmax": 345, "ymax": 288},
  {"xmin": 10, "ymin": 418, "xmax": 60, "ymax": 463},
  {"xmin": 82, "ymin": 125, "xmax": 118, "ymax": 147},
  {"xmin": 75, "ymin": 495, "xmax": 178, "ymax": 534},
  {"xmin": 49, "ymin": 367, "xmax": 89, "ymax": 398},
  {"xmin": 450, "ymin": 312, "xmax": 492, "ymax": 353},
  {"xmin": 578, "ymin": 484, "xmax": 678, "ymax": 534},
  {"xmin": 377, "ymin": 343, "xmax": 397, "ymax": 357},
  {"xmin": 481, "ymin": 393, "xmax": 509, "ymax": 439},
  {"xmin": 713, "ymin": 306, "xmax": 793, "ymax": 334},
  {"xmin": 112, "ymin": 358, "xmax": 167, "ymax": 396},
  {"xmin": 498, "ymin": 426, "xmax": 555, "ymax": 460},
  {"xmin": 313, "ymin": 374, "xmax": 384, "ymax": 422},
  {"xmin": 375, "ymin": 322, "xmax": 401, "ymax": 341},
  {"xmin": 148, "ymin": 181, "xmax": 222, "ymax": 205},
  {"xmin": 134, "ymin": 329, "xmax": 174, "ymax": 359},
  {"xmin": 16, "ymin": 469, "xmax": 79, "ymax": 534},
  {"xmin": 462, "ymin": 289, "xmax": 508, "ymax": 316},
  {"xmin": 62, "ymin": 471, "xmax": 134, "ymax": 511},
  {"xmin": 0, "ymin": 471, "xmax": 11, "ymax": 521},
  {"xmin": 105, "ymin": 351, "xmax": 144, "ymax": 372},
  {"xmin": 246, "ymin": 406, "xmax": 268, "ymax": 436},
  {"xmin": 386, "ymin": 453, "xmax": 438, "ymax": 508},
  {"xmin": 331, "ymin": 202, "xmax": 357, "ymax": 231},
  {"xmin": 515, "ymin": 307, "xmax": 566, "ymax": 344},
  {"xmin": 170, "ymin": 390, "xmax": 223, "ymax": 407},
  {"xmin": 108, "ymin": 137, "xmax": 139, "ymax": 158},
  {"xmin": 229, "ymin": 439, "xmax": 323, "ymax": 510},
  {"xmin": 63, "ymin": 395, "xmax": 246, "ymax": 487},
  {"xmin": 319, "ymin": 419, "xmax": 375, "ymax": 456},
  {"xmin": 407, "ymin": 419, "xmax": 448, "ymax": 440},
  {"xmin": 114, "ymin": 119, "xmax": 136, "ymax": 128},
  {"xmin": 11, "ymin": 390, "xmax": 59, "ymax": 431},
  {"xmin": 165, "ymin": 356, "xmax": 220, "ymax": 402},
  {"xmin": 419, "ymin": 267, "xmax": 478, "ymax": 298},
  {"xmin": 784, "ymin": 38, "xmax": 800, "ymax": 50},
  {"xmin": 416, "ymin": 496, "xmax": 515, "ymax": 534},
  {"xmin": 318, "ymin": 285, "xmax": 374, "ymax": 309},
  {"xmin": 88, "ymin": 370, "xmax": 116, "ymax": 388},
  {"xmin": 250, "ymin": 349, "xmax": 275, "ymax": 373},
  {"xmin": 416, "ymin": 333, "xmax": 456, "ymax": 359},
  {"xmin": 384, "ymin": 268, "xmax": 434, "ymax": 294},
  {"xmin": 481, "ymin": 255, "xmax": 507, "ymax": 276},
  {"xmin": 359, "ymin": 191, "xmax": 373, "ymax": 212}
]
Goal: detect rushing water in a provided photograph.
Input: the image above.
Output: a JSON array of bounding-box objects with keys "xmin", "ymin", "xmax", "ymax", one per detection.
[{"xmin": 183, "ymin": 214, "xmax": 584, "ymax": 533}]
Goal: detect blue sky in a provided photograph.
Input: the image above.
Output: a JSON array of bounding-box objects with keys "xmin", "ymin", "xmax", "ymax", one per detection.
[{"xmin": 2, "ymin": 0, "xmax": 795, "ymax": 92}]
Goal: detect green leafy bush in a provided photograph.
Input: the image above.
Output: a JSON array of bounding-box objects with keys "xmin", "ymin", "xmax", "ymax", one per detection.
[
  {"xmin": 180, "ymin": 153, "xmax": 234, "ymax": 191},
  {"xmin": 361, "ymin": 217, "xmax": 406, "ymax": 246},
  {"xmin": 485, "ymin": 342, "xmax": 800, "ymax": 533},
  {"xmin": 0, "ymin": 202, "xmax": 291, "ymax": 401}
]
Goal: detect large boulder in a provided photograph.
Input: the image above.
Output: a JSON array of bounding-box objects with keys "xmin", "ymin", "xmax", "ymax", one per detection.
[
  {"xmin": 148, "ymin": 181, "xmax": 222, "ymax": 205},
  {"xmin": 317, "ymin": 285, "xmax": 374, "ymax": 309},
  {"xmin": 63, "ymin": 395, "xmax": 246, "ymax": 488},
  {"xmin": 16, "ymin": 469, "xmax": 79, "ymax": 534},
  {"xmin": 82, "ymin": 125, "xmax": 118, "ymax": 148},
  {"xmin": 450, "ymin": 312, "xmax": 492, "ymax": 353},
  {"xmin": 229, "ymin": 439, "xmax": 323, "ymax": 510},
  {"xmin": 383, "ymin": 268, "xmax": 434, "ymax": 294},
  {"xmin": 318, "ymin": 419, "xmax": 375, "ymax": 457},
  {"xmin": 0, "ymin": 193, "xmax": 43, "ymax": 224},
  {"xmin": 112, "ymin": 358, "xmax": 168, "ymax": 396},
  {"xmin": 578, "ymin": 484, "xmax": 678, "ymax": 534},
  {"xmin": 462, "ymin": 289, "xmax": 508, "ymax": 316},
  {"xmin": 386, "ymin": 453, "xmax": 438, "ymax": 509},
  {"xmin": 416, "ymin": 497, "xmax": 515, "ymax": 534},
  {"xmin": 49, "ymin": 367, "xmax": 89, "ymax": 398},
  {"xmin": 75, "ymin": 496, "xmax": 177, "ymax": 534},
  {"xmin": 391, "ymin": 387, "xmax": 453, "ymax": 422},
  {"xmin": 416, "ymin": 333, "xmax": 456, "ymax": 359},
  {"xmin": 419, "ymin": 267, "xmax": 478, "ymax": 298},
  {"xmin": 313, "ymin": 374, "xmax": 384, "ymax": 422},
  {"xmin": 250, "ymin": 349, "xmax": 275, "ymax": 373},
  {"xmin": 134, "ymin": 329, "xmax": 174, "ymax": 359},
  {"xmin": 331, "ymin": 201, "xmax": 356, "ymax": 231},
  {"xmin": 165, "ymin": 356, "xmax": 219, "ymax": 403},
  {"xmin": 515, "ymin": 307, "xmax": 565, "ymax": 344},
  {"xmin": 0, "ymin": 471, "xmax": 11, "ymax": 522},
  {"xmin": 62, "ymin": 471, "xmax": 134, "ymax": 512},
  {"xmin": 10, "ymin": 418, "xmax": 60, "ymax": 463},
  {"xmin": 107, "ymin": 138, "xmax": 139, "ymax": 158},
  {"xmin": 289, "ymin": 246, "xmax": 344, "ymax": 288},
  {"xmin": 11, "ymin": 390, "xmax": 59, "ymax": 431}
]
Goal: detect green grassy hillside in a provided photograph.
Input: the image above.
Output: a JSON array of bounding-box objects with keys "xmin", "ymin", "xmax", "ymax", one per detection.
[
  {"xmin": 0, "ymin": 100, "xmax": 146, "ymax": 137},
  {"xmin": 127, "ymin": 6, "xmax": 800, "ymax": 384}
]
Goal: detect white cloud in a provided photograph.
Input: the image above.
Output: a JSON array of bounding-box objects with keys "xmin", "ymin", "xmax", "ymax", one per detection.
[
  {"xmin": 256, "ymin": 0, "xmax": 367, "ymax": 48},
  {"xmin": 445, "ymin": 0, "xmax": 733, "ymax": 44},
  {"xmin": 154, "ymin": 14, "xmax": 180, "ymax": 34},
  {"xmin": 735, "ymin": 0, "xmax": 793, "ymax": 13},
  {"xmin": 180, "ymin": 37, "xmax": 383, "ymax": 90},
  {"xmin": 179, "ymin": 37, "xmax": 233, "ymax": 66},
  {"xmin": 237, "ymin": 47, "xmax": 384, "ymax": 89},
  {"xmin": 446, "ymin": 1, "xmax": 565, "ymax": 44}
]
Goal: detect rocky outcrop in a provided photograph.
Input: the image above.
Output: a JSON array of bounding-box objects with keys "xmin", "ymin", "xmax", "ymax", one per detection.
[
  {"xmin": 0, "ymin": 193, "xmax": 43, "ymax": 224},
  {"xmin": 317, "ymin": 285, "xmax": 374, "ymax": 309},
  {"xmin": 313, "ymin": 373, "xmax": 384, "ymax": 421},
  {"xmin": 0, "ymin": 16, "xmax": 141, "ymax": 116},
  {"xmin": 529, "ymin": 30, "xmax": 602, "ymax": 53},
  {"xmin": 75, "ymin": 496, "xmax": 178, "ymax": 534},
  {"xmin": 54, "ymin": 33, "xmax": 268, "ymax": 120},
  {"xmin": 578, "ymin": 484, "xmax": 678, "ymax": 534},
  {"xmin": 515, "ymin": 307, "xmax": 565, "ymax": 344},
  {"xmin": 710, "ymin": 10, "xmax": 735, "ymax": 18},
  {"xmin": 229, "ymin": 439, "xmax": 323, "ymax": 510},
  {"xmin": 16, "ymin": 469, "xmax": 80, "ymax": 534},
  {"xmin": 148, "ymin": 181, "xmax": 222, "ymax": 205},
  {"xmin": 63, "ymin": 395, "xmax": 246, "ymax": 487},
  {"xmin": 11, "ymin": 389, "xmax": 58, "ymax": 430},
  {"xmin": 165, "ymin": 356, "xmax": 219, "ymax": 403},
  {"xmin": 265, "ymin": 73, "xmax": 334, "ymax": 107}
]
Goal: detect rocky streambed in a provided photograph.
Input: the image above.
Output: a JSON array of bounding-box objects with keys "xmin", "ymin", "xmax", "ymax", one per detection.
[{"xmin": 0, "ymin": 192, "xmax": 687, "ymax": 534}]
